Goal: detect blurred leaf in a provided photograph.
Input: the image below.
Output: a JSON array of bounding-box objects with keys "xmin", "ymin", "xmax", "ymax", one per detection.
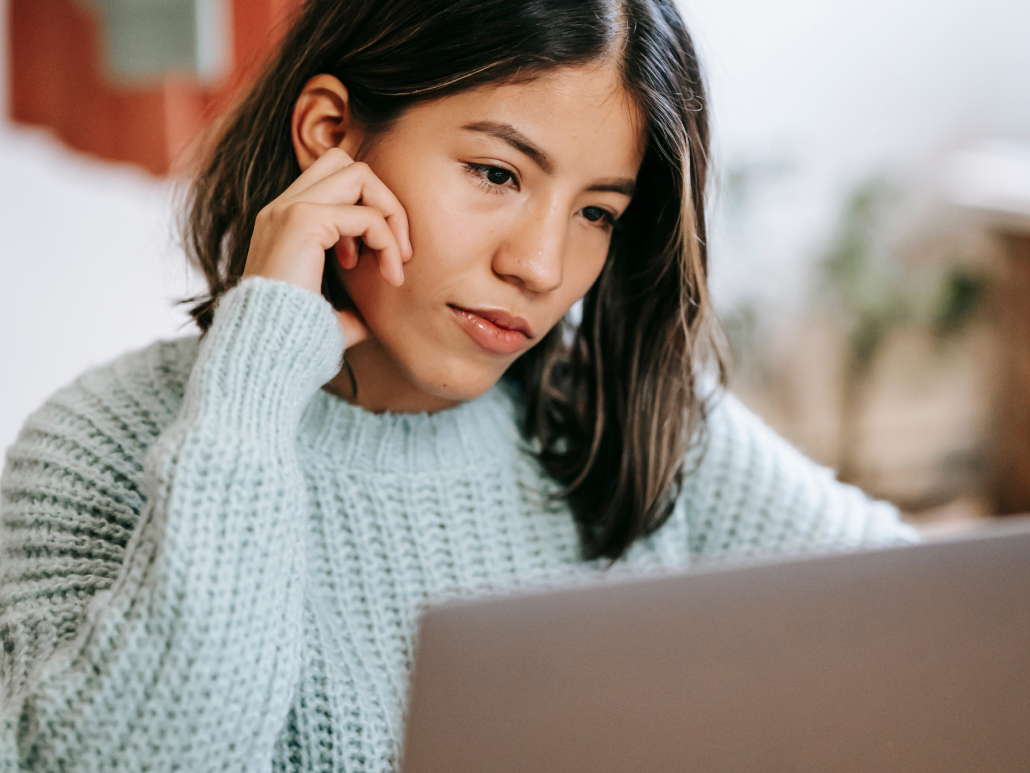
[
  {"xmin": 819, "ymin": 179, "xmax": 986, "ymax": 372},
  {"xmin": 931, "ymin": 267, "xmax": 987, "ymax": 338}
]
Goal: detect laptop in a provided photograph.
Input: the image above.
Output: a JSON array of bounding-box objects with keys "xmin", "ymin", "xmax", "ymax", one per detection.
[{"xmin": 401, "ymin": 520, "xmax": 1030, "ymax": 772}]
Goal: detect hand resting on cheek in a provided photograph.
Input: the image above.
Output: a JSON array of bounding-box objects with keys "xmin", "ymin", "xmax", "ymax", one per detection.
[{"xmin": 242, "ymin": 146, "xmax": 413, "ymax": 350}]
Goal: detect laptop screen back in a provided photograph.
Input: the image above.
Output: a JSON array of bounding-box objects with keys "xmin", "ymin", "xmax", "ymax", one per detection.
[{"xmin": 402, "ymin": 524, "xmax": 1030, "ymax": 773}]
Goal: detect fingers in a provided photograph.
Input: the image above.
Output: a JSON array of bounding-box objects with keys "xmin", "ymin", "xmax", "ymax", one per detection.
[
  {"xmin": 336, "ymin": 307, "xmax": 372, "ymax": 350},
  {"xmin": 280, "ymin": 146, "xmax": 355, "ymax": 199},
  {"xmin": 319, "ymin": 204, "xmax": 405, "ymax": 287},
  {"xmin": 336, "ymin": 236, "xmax": 359, "ymax": 270},
  {"xmin": 292, "ymin": 159, "xmax": 412, "ymax": 262},
  {"xmin": 245, "ymin": 147, "xmax": 410, "ymax": 297}
]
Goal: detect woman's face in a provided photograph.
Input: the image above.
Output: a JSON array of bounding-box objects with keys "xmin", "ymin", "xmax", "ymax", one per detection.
[{"xmin": 331, "ymin": 64, "xmax": 645, "ymax": 412}]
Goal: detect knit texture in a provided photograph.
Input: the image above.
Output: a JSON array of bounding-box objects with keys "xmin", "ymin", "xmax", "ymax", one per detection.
[{"xmin": 0, "ymin": 277, "xmax": 918, "ymax": 772}]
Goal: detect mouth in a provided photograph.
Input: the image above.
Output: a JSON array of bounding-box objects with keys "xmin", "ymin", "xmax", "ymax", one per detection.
[{"xmin": 448, "ymin": 304, "xmax": 533, "ymax": 356}]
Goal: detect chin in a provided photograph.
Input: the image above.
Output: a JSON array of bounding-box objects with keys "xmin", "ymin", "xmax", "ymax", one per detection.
[{"xmin": 403, "ymin": 352, "xmax": 507, "ymax": 404}]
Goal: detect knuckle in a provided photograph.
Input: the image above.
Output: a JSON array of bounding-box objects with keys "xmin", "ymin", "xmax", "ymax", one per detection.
[
  {"xmin": 356, "ymin": 206, "xmax": 381, "ymax": 226},
  {"xmin": 265, "ymin": 201, "xmax": 289, "ymax": 220},
  {"xmin": 282, "ymin": 201, "xmax": 314, "ymax": 225}
]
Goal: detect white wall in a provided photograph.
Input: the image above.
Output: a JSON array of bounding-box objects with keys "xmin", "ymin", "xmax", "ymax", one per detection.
[
  {"xmin": 1, "ymin": 0, "xmax": 1028, "ymax": 457},
  {"xmin": 0, "ymin": 0, "xmax": 200, "ymax": 457},
  {"xmin": 684, "ymin": 0, "xmax": 1030, "ymax": 311}
]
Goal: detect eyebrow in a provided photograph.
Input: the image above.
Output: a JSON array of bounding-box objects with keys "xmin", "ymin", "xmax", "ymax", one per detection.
[{"xmin": 461, "ymin": 120, "xmax": 636, "ymax": 197}]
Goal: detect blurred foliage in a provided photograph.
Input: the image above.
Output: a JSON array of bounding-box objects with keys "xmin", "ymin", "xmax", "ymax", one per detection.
[
  {"xmin": 931, "ymin": 269, "xmax": 987, "ymax": 338},
  {"xmin": 820, "ymin": 178, "xmax": 988, "ymax": 480},
  {"xmin": 821, "ymin": 179, "xmax": 987, "ymax": 379}
]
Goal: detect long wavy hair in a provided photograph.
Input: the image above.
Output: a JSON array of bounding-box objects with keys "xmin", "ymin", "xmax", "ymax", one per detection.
[{"xmin": 182, "ymin": 0, "xmax": 726, "ymax": 561}]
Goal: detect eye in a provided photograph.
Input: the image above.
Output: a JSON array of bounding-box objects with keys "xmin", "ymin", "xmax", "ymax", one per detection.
[
  {"xmin": 484, "ymin": 167, "xmax": 513, "ymax": 185},
  {"xmin": 464, "ymin": 163, "xmax": 519, "ymax": 193},
  {"xmin": 581, "ymin": 206, "xmax": 617, "ymax": 229}
]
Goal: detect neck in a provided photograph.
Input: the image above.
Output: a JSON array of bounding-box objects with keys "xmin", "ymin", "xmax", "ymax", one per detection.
[{"xmin": 324, "ymin": 337, "xmax": 461, "ymax": 414}]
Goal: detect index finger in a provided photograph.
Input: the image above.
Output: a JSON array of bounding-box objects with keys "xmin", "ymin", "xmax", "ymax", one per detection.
[
  {"xmin": 279, "ymin": 147, "xmax": 356, "ymax": 200},
  {"xmin": 291, "ymin": 161, "xmax": 412, "ymax": 261}
]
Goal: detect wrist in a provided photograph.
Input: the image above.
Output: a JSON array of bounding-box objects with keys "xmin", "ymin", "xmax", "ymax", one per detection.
[{"xmin": 184, "ymin": 277, "xmax": 346, "ymax": 435}]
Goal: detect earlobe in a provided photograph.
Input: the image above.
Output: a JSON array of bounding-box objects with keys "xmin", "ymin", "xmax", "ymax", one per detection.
[{"xmin": 291, "ymin": 74, "xmax": 364, "ymax": 171}]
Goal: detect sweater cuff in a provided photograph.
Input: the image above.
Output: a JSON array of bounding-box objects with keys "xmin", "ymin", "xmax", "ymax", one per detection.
[{"xmin": 183, "ymin": 277, "xmax": 346, "ymax": 435}]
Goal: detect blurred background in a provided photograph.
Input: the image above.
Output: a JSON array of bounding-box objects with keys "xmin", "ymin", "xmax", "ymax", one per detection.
[{"xmin": 2, "ymin": 0, "xmax": 1029, "ymax": 535}]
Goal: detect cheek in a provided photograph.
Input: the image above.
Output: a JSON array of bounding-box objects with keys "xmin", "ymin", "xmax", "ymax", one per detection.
[
  {"xmin": 563, "ymin": 238, "xmax": 611, "ymax": 302},
  {"xmin": 336, "ymin": 175, "xmax": 504, "ymax": 356},
  {"xmin": 577, "ymin": 248, "xmax": 609, "ymax": 289},
  {"xmin": 402, "ymin": 176, "xmax": 502, "ymax": 281}
]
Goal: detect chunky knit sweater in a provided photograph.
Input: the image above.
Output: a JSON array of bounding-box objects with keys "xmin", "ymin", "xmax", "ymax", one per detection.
[{"xmin": 0, "ymin": 277, "xmax": 917, "ymax": 772}]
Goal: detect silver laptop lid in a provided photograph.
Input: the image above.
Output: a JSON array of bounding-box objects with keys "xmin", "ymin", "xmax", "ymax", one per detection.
[{"xmin": 402, "ymin": 522, "xmax": 1030, "ymax": 773}]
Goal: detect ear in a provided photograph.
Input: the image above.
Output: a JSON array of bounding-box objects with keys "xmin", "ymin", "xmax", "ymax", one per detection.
[{"xmin": 291, "ymin": 74, "xmax": 368, "ymax": 172}]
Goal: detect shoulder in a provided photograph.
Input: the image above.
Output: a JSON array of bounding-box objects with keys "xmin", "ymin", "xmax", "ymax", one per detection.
[
  {"xmin": 1, "ymin": 334, "xmax": 200, "ymax": 602},
  {"xmin": 2, "ymin": 334, "xmax": 201, "ymax": 530},
  {"xmin": 1, "ymin": 332, "xmax": 201, "ymax": 552},
  {"xmin": 3, "ymin": 334, "xmax": 200, "ymax": 492},
  {"xmin": 684, "ymin": 386, "xmax": 837, "ymax": 485},
  {"xmin": 697, "ymin": 388, "xmax": 825, "ymax": 474},
  {"xmin": 680, "ymin": 387, "xmax": 918, "ymax": 559},
  {"xmin": 0, "ymin": 334, "xmax": 200, "ymax": 698}
]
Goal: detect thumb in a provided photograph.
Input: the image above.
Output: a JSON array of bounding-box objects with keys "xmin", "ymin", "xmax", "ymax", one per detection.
[{"xmin": 336, "ymin": 307, "xmax": 371, "ymax": 350}]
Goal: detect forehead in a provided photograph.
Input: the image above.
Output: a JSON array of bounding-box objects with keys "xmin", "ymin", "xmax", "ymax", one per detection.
[{"xmin": 400, "ymin": 64, "xmax": 647, "ymax": 175}]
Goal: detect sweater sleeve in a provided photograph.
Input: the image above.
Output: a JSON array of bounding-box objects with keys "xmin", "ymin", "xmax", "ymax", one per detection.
[
  {"xmin": 0, "ymin": 277, "xmax": 344, "ymax": 772},
  {"xmin": 679, "ymin": 390, "xmax": 920, "ymax": 563}
]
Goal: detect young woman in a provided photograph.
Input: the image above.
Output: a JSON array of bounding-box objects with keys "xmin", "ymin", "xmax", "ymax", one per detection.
[{"xmin": 0, "ymin": 0, "xmax": 917, "ymax": 769}]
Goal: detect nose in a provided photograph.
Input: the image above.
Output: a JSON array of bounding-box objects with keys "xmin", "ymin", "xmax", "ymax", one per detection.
[{"xmin": 492, "ymin": 202, "xmax": 565, "ymax": 294}]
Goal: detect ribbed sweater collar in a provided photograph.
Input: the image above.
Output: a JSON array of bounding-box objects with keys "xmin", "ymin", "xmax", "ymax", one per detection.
[{"xmin": 298, "ymin": 378, "xmax": 528, "ymax": 474}]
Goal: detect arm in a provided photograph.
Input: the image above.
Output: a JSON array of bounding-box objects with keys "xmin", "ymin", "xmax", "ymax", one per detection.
[
  {"xmin": 680, "ymin": 390, "xmax": 919, "ymax": 563},
  {"xmin": 1, "ymin": 278, "xmax": 344, "ymax": 771}
]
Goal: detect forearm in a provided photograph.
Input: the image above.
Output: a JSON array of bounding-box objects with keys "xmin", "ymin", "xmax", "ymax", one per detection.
[{"xmin": 2, "ymin": 278, "xmax": 344, "ymax": 772}]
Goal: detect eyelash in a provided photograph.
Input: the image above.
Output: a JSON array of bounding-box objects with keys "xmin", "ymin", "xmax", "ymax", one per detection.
[{"xmin": 462, "ymin": 162, "xmax": 618, "ymax": 231}]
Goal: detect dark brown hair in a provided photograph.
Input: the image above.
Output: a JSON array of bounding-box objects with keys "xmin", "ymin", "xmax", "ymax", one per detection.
[{"xmin": 182, "ymin": 0, "xmax": 726, "ymax": 561}]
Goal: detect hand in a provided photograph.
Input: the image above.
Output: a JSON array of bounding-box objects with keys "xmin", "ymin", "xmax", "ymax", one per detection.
[{"xmin": 242, "ymin": 147, "xmax": 413, "ymax": 348}]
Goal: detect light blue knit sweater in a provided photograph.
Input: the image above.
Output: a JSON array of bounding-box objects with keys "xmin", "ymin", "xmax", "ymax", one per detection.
[{"xmin": 0, "ymin": 277, "xmax": 917, "ymax": 772}]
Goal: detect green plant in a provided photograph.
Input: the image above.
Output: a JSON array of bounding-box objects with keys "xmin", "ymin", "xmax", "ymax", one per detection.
[{"xmin": 820, "ymin": 179, "xmax": 987, "ymax": 481}]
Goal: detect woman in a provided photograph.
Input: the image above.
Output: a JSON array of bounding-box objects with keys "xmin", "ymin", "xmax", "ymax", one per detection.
[{"xmin": 0, "ymin": 0, "xmax": 917, "ymax": 769}]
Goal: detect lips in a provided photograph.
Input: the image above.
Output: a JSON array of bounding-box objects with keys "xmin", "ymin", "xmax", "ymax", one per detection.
[
  {"xmin": 454, "ymin": 306, "xmax": 532, "ymax": 337},
  {"xmin": 448, "ymin": 304, "xmax": 533, "ymax": 356}
]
